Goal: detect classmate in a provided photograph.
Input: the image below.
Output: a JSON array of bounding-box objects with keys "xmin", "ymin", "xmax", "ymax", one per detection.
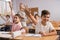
[
  {"xmin": 8, "ymin": 1, "xmax": 25, "ymax": 33},
  {"xmin": 34, "ymin": 14, "xmax": 40, "ymax": 22},
  {"xmin": 18, "ymin": 3, "xmax": 27, "ymax": 27},
  {"xmin": 0, "ymin": 14, "xmax": 12, "ymax": 31},
  {"xmin": 25, "ymin": 8, "xmax": 57, "ymax": 36},
  {"xmin": 0, "ymin": 14, "xmax": 12, "ymax": 25},
  {"xmin": 11, "ymin": 14, "xmax": 25, "ymax": 34}
]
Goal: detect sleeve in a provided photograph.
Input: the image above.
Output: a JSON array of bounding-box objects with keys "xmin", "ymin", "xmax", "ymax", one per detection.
[
  {"xmin": 49, "ymin": 22, "xmax": 55, "ymax": 31},
  {"xmin": 19, "ymin": 12, "xmax": 26, "ymax": 18}
]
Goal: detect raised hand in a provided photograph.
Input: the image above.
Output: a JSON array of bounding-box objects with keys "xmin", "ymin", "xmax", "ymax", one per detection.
[
  {"xmin": 8, "ymin": 1, "xmax": 13, "ymax": 10},
  {"xmin": 24, "ymin": 6, "xmax": 31, "ymax": 16}
]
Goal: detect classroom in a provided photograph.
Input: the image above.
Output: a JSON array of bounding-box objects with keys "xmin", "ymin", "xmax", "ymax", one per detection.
[{"xmin": 0, "ymin": 0, "xmax": 60, "ymax": 40}]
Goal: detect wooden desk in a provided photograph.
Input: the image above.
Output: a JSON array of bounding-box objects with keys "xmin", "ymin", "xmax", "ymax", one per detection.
[
  {"xmin": 55, "ymin": 27, "xmax": 60, "ymax": 30},
  {"xmin": 14, "ymin": 35, "xmax": 58, "ymax": 40},
  {"xmin": 0, "ymin": 27, "xmax": 59, "ymax": 40}
]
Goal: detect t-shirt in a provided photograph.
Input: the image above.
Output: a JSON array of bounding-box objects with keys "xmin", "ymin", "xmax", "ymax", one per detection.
[
  {"xmin": 35, "ymin": 21, "xmax": 54, "ymax": 34},
  {"xmin": 18, "ymin": 11, "xmax": 27, "ymax": 27},
  {"xmin": 11, "ymin": 22, "xmax": 22, "ymax": 32},
  {"xmin": 18, "ymin": 11, "xmax": 27, "ymax": 22}
]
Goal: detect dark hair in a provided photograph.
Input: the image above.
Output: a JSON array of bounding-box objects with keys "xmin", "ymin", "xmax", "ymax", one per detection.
[
  {"xmin": 6, "ymin": 15, "xmax": 10, "ymax": 18},
  {"xmin": 15, "ymin": 14, "xmax": 22, "ymax": 19},
  {"xmin": 41, "ymin": 10, "xmax": 50, "ymax": 17},
  {"xmin": 34, "ymin": 14, "xmax": 39, "ymax": 18}
]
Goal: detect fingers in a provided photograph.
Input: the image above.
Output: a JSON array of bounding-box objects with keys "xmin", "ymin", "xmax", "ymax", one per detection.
[{"xmin": 39, "ymin": 32, "xmax": 47, "ymax": 36}]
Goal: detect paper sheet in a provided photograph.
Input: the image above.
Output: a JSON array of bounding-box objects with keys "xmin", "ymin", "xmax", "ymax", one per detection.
[
  {"xmin": 0, "ymin": 31, "xmax": 10, "ymax": 34},
  {"xmin": 0, "ymin": 31, "xmax": 21, "ymax": 38},
  {"xmin": 25, "ymin": 34, "xmax": 41, "ymax": 37},
  {"xmin": 0, "ymin": 33, "xmax": 12, "ymax": 38},
  {"xmin": 12, "ymin": 30, "xmax": 21, "ymax": 38}
]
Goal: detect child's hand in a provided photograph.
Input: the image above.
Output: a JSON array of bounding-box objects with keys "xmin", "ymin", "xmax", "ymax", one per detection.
[
  {"xmin": 39, "ymin": 32, "xmax": 47, "ymax": 36},
  {"xmin": 8, "ymin": 1, "xmax": 13, "ymax": 10},
  {"xmin": 25, "ymin": 7, "xmax": 31, "ymax": 16}
]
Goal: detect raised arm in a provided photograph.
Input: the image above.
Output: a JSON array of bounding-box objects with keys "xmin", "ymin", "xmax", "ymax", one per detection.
[
  {"xmin": 8, "ymin": 1, "xmax": 15, "ymax": 20},
  {"xmin": 24, "ymin": 7, "xmax": 38, "ymax": 25},
  {"xmin": 0, "ymin": 14, "xmax": 6, "ymax": 21}
]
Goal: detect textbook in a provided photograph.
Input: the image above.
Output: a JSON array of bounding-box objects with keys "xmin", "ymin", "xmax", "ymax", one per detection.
[{"xmin": 0, "ymin": 30, "xmax": 22, "ymax": 38}]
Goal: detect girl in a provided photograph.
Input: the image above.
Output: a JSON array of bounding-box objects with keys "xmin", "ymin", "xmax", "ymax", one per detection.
[
  {"xmin": 8, "ymin": 1, "xmax": 25, "ymax": 33},
  {"xmin": 11, "ymin": 14, "xmax": 25, "ymax": 33}
]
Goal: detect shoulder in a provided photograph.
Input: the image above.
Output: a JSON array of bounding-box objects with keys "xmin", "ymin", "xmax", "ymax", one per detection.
[
  {"xmin": 18, "ymin": 22, "xmax": 22, "ymax": 27},
  {"xmin": 47, "ymin": 21, "xmax": 53, "ymax": 25},
  {"xmin": 47, "ymin": 21, "xmax": 54, "ymax": 28}
]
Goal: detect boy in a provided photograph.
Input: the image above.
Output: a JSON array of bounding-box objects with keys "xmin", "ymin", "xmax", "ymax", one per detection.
[{"xmin": 25, "ymin": 8, "xmax": 57, "ymax": 36}]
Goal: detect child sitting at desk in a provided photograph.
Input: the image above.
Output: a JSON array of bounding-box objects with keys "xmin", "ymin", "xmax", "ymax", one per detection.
[
  {"xmin": 0, "ymin": 14, "xmax": 12, "ymax": 31},
  {"xmin": 11, "ymin": 14, "xmax": 25, "ymax": 35},
  {"xmin": 8, "ymin": 1, "xmax": 25, "ymax": 34},
  {"xmin": 25, "ymin": 7, "xmax": 57, "ymax": 36},
  {"xmin": 11, "ymin": 14, "xmax": 25, "ymax": 32}
]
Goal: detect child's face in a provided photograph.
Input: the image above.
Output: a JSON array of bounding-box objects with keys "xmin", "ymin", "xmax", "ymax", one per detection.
[
  {"xmin": 13, "ymin": 16, "xmax": 20, "ymax": 24},
  {"xmin": 6, "ymin": 16, "xmax": 10, "ymax": 20},
  {"xmin": 41, "ymin": 14, "xmax": 50, "ymax": 23},
  {"xmin": 36, "ymin": 16, "xmax": 39, "ymax": 20}
]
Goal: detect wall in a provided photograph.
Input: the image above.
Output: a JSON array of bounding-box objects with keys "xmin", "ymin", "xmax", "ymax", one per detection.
[{"xmin": 12, "ymin": 0, "xmax": 60, "ymax": 21}]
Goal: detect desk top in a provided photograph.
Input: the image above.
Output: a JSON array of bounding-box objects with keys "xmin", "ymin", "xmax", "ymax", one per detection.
[
  {"xmin": 55, "ymin": 27, "xmax": 60, "ymax": 30},
  {"xmin": 14, "ymin": 35, "xmax": 58, "ymax": 40}
]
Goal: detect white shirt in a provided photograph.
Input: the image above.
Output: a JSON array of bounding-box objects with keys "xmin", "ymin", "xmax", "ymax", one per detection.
[
  {"xmin": 35, "ymin": 21, "xmax": 54, "ymax": 34},
  {"xmin": 18, "ymin": 11, "xmax": 27, "ymax": 22},
  {"xmin": 0, "ymin": 16, "xmax": 12, "ymax": 25},
  {"xmin": 18, "ymin": 11, "xmax": 27, "ymax": 27}
]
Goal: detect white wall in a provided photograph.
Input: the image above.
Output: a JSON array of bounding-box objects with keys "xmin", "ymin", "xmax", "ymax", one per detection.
[
  {"xmin": 13, "ymin": 0, "xmax": 60, "ymax": 21},
  {"xmin": 0, "ymin": 0, "xmax": 11, "ymax": 24}
]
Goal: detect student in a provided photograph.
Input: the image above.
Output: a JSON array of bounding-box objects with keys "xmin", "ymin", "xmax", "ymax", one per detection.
[
  {"xmin": 34, "ymin": 14, "xmax": 40, "ymax": 22},
  {"xmin": 0, "ymin": 14, "xmax": 12, "ymax": 31},
  {"xmin": 25, "ymin": 8, "xmax": 57, "ymax": 36},
  {"xmin": 11, "ymin": 14, "xmax": 25, "ymax": 35},
  {"xmin": 0, "ymin": 14, "xmax": 12, "ymax": 25},
  {"xmin": 8, "ymin": 1, "xmax": 25, "ymax": 33},
  {"xmin": 18, "ymin": 3, "xmax": 27, "ymax": 27}
]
